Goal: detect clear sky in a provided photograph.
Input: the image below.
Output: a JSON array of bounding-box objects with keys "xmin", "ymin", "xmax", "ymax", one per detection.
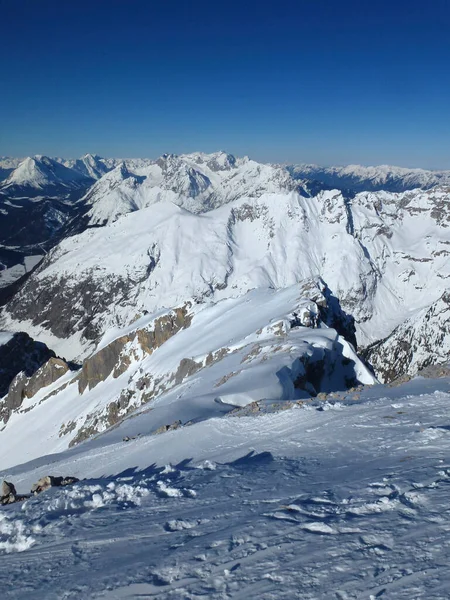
[{"xmin": 1, "ymin": 0, "xmax": 449, "ymax": 168}]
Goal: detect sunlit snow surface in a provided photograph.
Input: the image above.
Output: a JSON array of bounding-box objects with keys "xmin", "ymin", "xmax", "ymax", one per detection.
[{"xmin": 1, "ymin": 376, "xmax": 450, "ymax": 599}]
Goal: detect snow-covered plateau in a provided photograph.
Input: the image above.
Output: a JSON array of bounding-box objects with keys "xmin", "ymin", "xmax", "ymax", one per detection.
[{"xmin": 0, "ymin": 150, "xmax": 449, "ymax": 598}]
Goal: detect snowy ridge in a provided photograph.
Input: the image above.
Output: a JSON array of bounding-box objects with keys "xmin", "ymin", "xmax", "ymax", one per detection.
[
  {"xmin": 0, "ymin": 150, "xmax": 450, "ymax": 597},
  {"xmin": 62, "ymin": 153, "xmax": 110, "ymax": 180},
  {"xmin": 0, "ymin": 281, "xmax": 376, "ymax": 467}
]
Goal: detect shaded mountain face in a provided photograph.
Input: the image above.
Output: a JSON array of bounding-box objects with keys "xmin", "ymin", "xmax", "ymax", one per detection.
[
  {"xmin": 0, "ymin": 331, "xmax": 56, "ymax": 398},
  {"xmin": 0, "ymin": 190, "xmax": 90, "ymax": 291},
  {"xmin": 0, "ymin": 155, "xmax": 97, "ymax": 290},
  {"xmin": 0, "ymin": 157, "xmax": 23, "ymax": 182}
]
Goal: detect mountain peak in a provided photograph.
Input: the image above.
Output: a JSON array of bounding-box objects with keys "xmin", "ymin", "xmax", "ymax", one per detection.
[{"xmin": 0, "ymin": 155, "xmax": 92, "ymax": 196}]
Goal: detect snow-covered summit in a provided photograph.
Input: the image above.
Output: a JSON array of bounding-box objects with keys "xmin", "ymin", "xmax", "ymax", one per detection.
[
  {"xmin": 83, "ymin": 163, "xmax": 146, "ymax": 225},
  {"xmin": 0, "ymin": 155, "xmax": 92, "ymax": 197},
  {"xmin": 64, "ymin": 153, "xmax": 110, "ymax": 180},
  {"xmin": 0, "ymin": 157, "xmax": 23, "ymax": 181}
]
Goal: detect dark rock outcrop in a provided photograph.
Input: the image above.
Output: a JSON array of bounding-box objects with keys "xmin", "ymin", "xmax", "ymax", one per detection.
[
  {"xmin": 154, "ymin": 420, "xmax": 182, "ymax": 435},
  {"xmin": 1, "ymin": 355, "xmax": 72, "ymax": 424},
  {"xmin": 0, "ymin": 480, "xmax": 16, "ymax": 505},
  {"xmin": 78, "ymin": 306, "xmax": 192, "ymax": 394},
  {"xmin": 4, "ymin": 272, "xmax": 129, "ymax": 341},
  {"xmin": 0, "ymin": 480, "xmax": 28, "ymax": 505},
  {"xmin": 0, "ymin": 332, "xmax": 56, "ymax": 398},
  {"xmin": 31, "ymin": 475, "xmax": 79, "ymax": 495}
]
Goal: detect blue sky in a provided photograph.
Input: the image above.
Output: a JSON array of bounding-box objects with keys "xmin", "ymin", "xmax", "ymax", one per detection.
[{"xmin": 1, "ymin": 0, "xmax": 449, "ymax": 168}]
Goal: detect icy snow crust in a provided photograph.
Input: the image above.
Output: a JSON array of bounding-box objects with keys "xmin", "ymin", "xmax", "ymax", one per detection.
[{"xmin": 1, "ymin": 377, "xmax": 450, "ymax": 598}]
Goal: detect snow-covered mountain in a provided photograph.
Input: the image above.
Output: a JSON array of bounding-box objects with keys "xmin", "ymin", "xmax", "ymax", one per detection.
[
  {"xmin": 0, "ymin": 156, "xmax": 96, "ymax": 290},
  {"xmin": 82, "ymin": 152, "xmax": 309, "ymax": 225},
  {"xmin": 0, "ymin": 156, "xmax": 92, "ymax": 198},
  {"xmin": 0, "ymin": 150, "xmax": 448, "ymax": 453},
  {"xmin": 0, "ymin": 157, "xmax": 23, "ymax": 182},
  {"xmin": 288, "ymin": 163, "xmax": 450, "ymax": 192},
  {"xmin": 363, "ymin": 291, "xmax": 450, "ymax": 382},
  {"xmin": 62, "ymin": 153, "xmax": 111, "ymax": 180},
  {"xmin": 3, "ymin": 183, "xmax": 448, "ymax": 366}
]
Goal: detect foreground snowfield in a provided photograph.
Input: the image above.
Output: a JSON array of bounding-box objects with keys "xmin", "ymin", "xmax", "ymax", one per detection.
[{"xmin": 1, "ymin": 375, "xmax": 450, "ymax": 599}]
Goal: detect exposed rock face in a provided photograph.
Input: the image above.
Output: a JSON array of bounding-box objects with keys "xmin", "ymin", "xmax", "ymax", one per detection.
[
  {"xmin": 78, "ymin": 306, "xmax": 192, "ymax": 394},
  {"xmin": 1, "ymin": 480, "xmax": 16, "ymax": 498},
  {"xmin": 174, "ymin": 358, "xmax": 202, "ymax": 385},
  {"xmin": 417, "ymin": 363, "xmax": 450, "ymax": 379},
  {"xmin": 290, "ymin": 344, "xmax": 359, "ymax": 397},
  {"xmin": 0, "ymin": 332, "xmax": 56, "ymax": 398},
  {"xmin": 4, "ymin": 270, "xmax": 130, "ymax": 342},
  {"xmin": 31, "ymin": 475, "xmax": 79, "ymax": 495},
  {"xmin": 362, "ymin": 291, "xmax": 450, "ymax": 383},
  {"xmin": 307, "ymin": 279, "xmax": 358, "ymax": 349},
  {"xmin": 0, "ymin": 480, "xmax": 27, "ymax": 505},
  {"xmin": 154, "ymin": 420, "xmax": 182, "ymax": 435},
  {"xmin": 1, "ymin": 356, "xmax": 71, "ymax": 424}
]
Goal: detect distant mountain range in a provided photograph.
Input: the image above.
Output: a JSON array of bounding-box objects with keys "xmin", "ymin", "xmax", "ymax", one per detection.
[
  {"xmin": 2, "ymin": 153, "xmax": 450, "ymax": 196},
  {"xmin": 287, "ymin": 163, "xmax": 450, "ymax": 192}
]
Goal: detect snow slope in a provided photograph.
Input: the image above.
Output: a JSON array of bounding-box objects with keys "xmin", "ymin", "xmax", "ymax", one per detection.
[
  {"xmin": 0, "ymin": 157, "xmax": 23, "ymax": 182},
  {"xmin": 1, "ymin": 375, "xmax": 450, "ymax": 598}
]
